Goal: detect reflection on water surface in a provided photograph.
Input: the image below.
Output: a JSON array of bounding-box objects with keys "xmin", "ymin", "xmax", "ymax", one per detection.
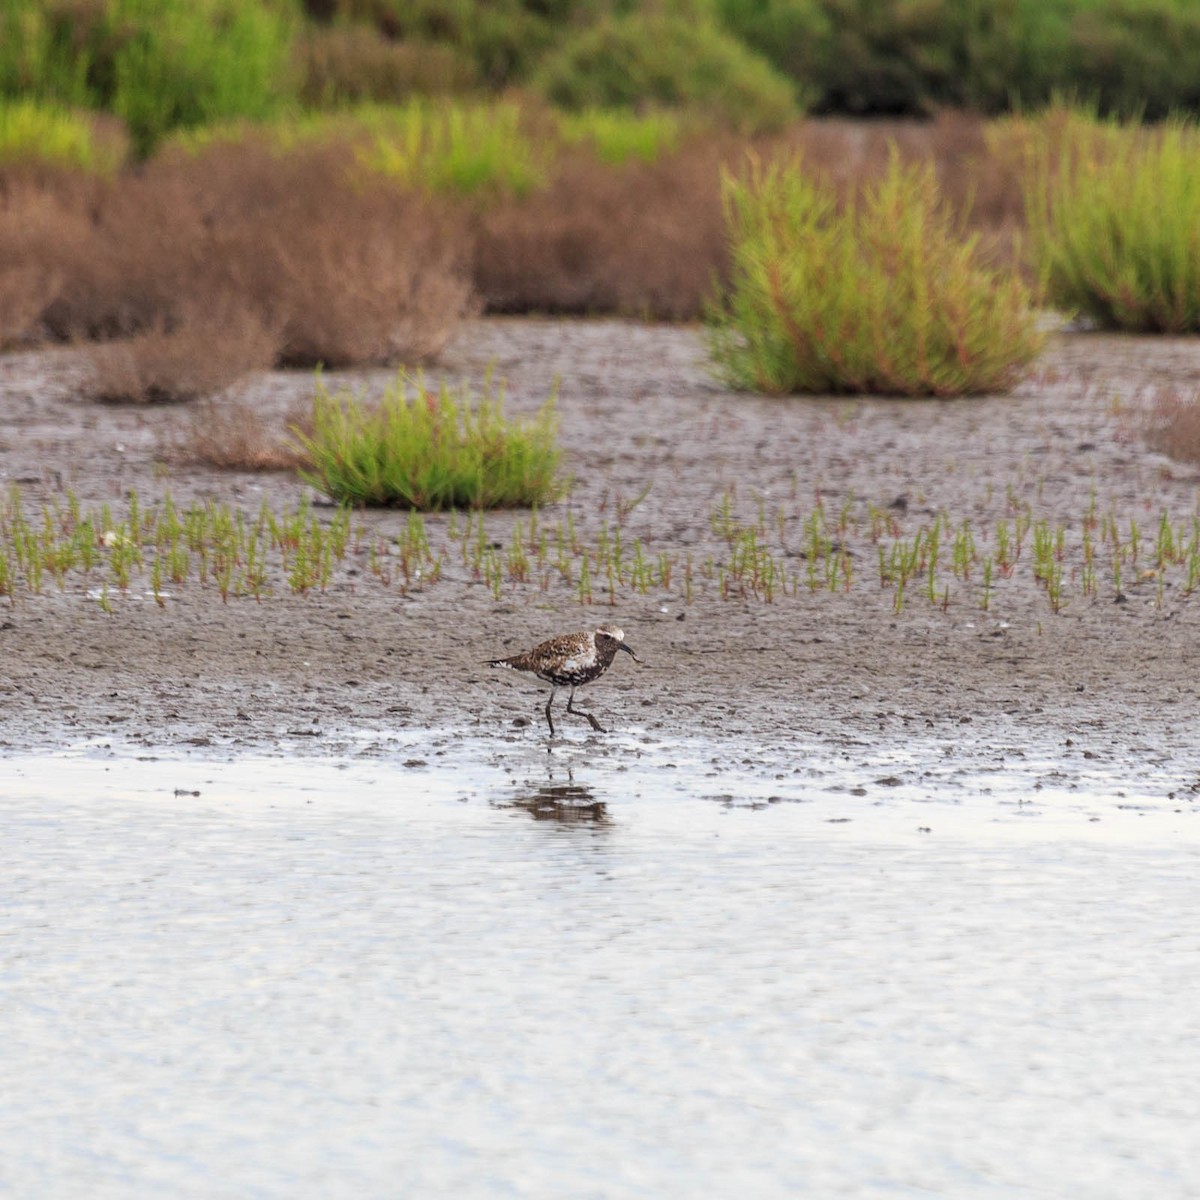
[
  {"xmin": 1, "ymin": 740, "xmax": 1198, "ymax": 1199},
  {"xmin": 494, "ymin": 771, "xmax": 609, "ymax": 823}
]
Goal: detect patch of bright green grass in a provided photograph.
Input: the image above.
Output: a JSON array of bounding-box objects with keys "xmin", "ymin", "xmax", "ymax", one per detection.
[
  {"xmin": 1023, "ymin": 108, "xmax": 1200, "ymax": 333},
  {"xmin": 707, "ymin": 152, "xmax": 1044, "ymax": 396},
  {"xmin": 0, "ymin": 99, "xmax": 126, "ymax": 174},
  {"xmin": 294, "ymin": 372, "xmax": 564, "ymax": 510},
  {"xmin": 556, "ymin": 108, "xmax": 682, "ymax": 165},
  {"xmin": 357, "ymin": 100, "xmax": 544, "ymax": 198},
  {"xmin": 166, "ymin": 101, "xmax": 545, "ymax": 199}
]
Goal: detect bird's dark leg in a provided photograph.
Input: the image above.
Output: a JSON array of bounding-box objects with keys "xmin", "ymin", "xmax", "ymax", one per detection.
[
  {"xmin": 567, "ymin": 686, "xmax": 606, "ymax": 733},
  {"xmin": 544, "ymin": 686, "xmax": 557, "ymax": 737}
]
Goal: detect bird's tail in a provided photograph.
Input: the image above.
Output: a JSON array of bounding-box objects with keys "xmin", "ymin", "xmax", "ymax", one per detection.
[{"xmin": 485, "ymin": 657, "xmax": 515, "ymax": 669}]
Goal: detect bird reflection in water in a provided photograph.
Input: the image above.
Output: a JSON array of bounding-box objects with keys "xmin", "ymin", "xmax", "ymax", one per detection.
[{"xmin": 494, "ymin": 772, "xmax": 608, "ymax": 824}]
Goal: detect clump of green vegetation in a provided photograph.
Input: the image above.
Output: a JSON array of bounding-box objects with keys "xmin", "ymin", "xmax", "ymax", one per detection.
[
  {"xmin": 0, "ymin": 100, "xmax": 127, "ymax": 175},
  {"xmin": 556, "ymin": 108, "xmax": 683, "ymax": 165},
  {"xmin": 1024, "ymin": 109, "xmax": 1200, "ymax": 333},
  {"xmin": 534, "ymin": 13, "xmax": 797, "ymax": 133},
  {"xmin": 356, "ymin": 101, "xmax": 544, "ymax": 198},
  {"xmin": 716, "ymin": 0, "xmax": 1200, "ymax": 120},
  {"xmin": 707, "ymin": 152, "xmax": 1044, "ymax": 396},
  {"xmin": 295, "ymin": 373, "xmax": 564, "ymax": 510},
  {"xmin": 0, "ymin": 0, "xmax": 294, "ymax": 156},
  {"xmin": 167, "ymin": 101, "xmax": 545, "ymax": 199}
]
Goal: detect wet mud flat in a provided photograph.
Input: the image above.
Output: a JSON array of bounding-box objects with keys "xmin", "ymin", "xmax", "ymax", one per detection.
[{"xmin": 2, "ymin": 317, "xmax": 1200, "ymax": 801}]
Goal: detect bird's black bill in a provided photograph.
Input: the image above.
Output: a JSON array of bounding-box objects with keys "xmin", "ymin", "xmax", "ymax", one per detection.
[{"xmin": 618, "ymin": 642, "xmax": 642, "ymax": 663}]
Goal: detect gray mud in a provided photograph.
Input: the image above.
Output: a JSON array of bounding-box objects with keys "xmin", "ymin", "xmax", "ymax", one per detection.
[{"xmin": 2, "ymin": 319, "xmax": 1199, "ymax": 807}]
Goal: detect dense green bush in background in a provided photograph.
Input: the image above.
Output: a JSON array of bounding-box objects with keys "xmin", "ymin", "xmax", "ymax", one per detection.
[
  {"xmin": 715, "ymin": 0, "xmax": 1200, "ymax": 117},
  {"xmin": 535, "ymin": 13, "xmax": 797, "ymax": 131},
  {"xmin": 0, "ymin": 0, "xmax": 295, "ymax": 153},
  {"xmin": 295, "ymin": 25, "xmax": 477, "ymax": 106},
  {"xmin": 305, "ymin": 0, "xmax": 561, "ymax": 87},
  {"xmin": 6, "ymin": 0, "xmax": 1200, "ymax": 150}
]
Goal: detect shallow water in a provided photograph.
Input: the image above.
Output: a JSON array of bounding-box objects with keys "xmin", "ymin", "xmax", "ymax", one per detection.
[{"xmin": 2, "ymin": 740, "xmax": 1199, "ymax": 1198}]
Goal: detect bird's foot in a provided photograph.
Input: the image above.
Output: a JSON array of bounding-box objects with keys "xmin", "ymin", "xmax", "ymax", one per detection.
[{"xmin": 566, "ymin": 695, "xmax": 607, "ymax": 734}]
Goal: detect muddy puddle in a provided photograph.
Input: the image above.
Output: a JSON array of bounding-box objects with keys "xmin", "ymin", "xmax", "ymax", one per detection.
[
  {"xmin": 5, "ymin": 713, "xmax": 1196, "ymax": 836},
  {"xmin": 3, "ymin": 738, "xmax": 1199, "ymax": 1198}
]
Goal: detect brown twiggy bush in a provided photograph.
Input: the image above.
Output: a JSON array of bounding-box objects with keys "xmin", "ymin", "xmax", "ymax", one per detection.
[
  {"xmin": 295, "ymin": 26, "xmax": 477, "ymax": 105},
  {"xmin": 169, "ymin": 398, "xmax": 310, "ymax": 470},
  {"xmin": 47, "ymin": 138, "xmax": 474, "ymax": 366},
  {"xmin": 42, "ymin": 168, "xmax": 212, "ymax": 341},
  {"xmin": 85, "ymin": 301, "xmax": 281, "ymax": 404},
  {"xmin": 8, "ymin": 114, "xmax": 1031, "ymax": 342},
  {"xmin": 199, "ymin": 140, "xmax": 475, "ymax": 366},
  {"xmin": 0, "ymin": 262, "xmax": 49, "ymax": 347},
  {"xmin": 473, "ymin": 140, "xmax": 734, "ymax": 319},
  {"xmin": 0, "ymin": 175, "xmax": 95, "ymax": 346},
  {"xmin": 1147, "ymin": 388, "xmax": 1200, "ymax": 466},
  {"xmin": 219, "ymin": 174, "xmax": 474, "ymax": 366},
  {"xmin": 785, "ymin": 113, "xmax": 1026, "ymax": 271}
]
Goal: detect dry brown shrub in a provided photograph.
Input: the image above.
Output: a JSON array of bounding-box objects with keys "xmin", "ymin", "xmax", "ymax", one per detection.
[
  {"xmin": 783, "ymin": 113, "xmax": 1026, "ymax": 269},
  {"xmin": 199, "ymin": 141, "xmax": 475, "ymax": 366},
  {"xmin": 46, "ymin": 138, "xmax": 474, "ymax": 365},
  {"xmin": 210, "ymin": 164, "xmax": 474, "ymax": 367},
  {"xmin": 0, "ymin": 263, "xmax": 48, "ymax": 346},
  {"xmin": 928, "ymin": 111, "xmax": 1025, "ymax": 233},
  {"xmin": 296, "ymin": 26, "xmax": 477, "ymax": 105},
  {"xmin": 473, "ymin": 140, "xmax": 735, "ymax": 319},
  {"xmin": 42, "ymin": 168, "xmax": 213, "ymax": 341},
  {"xmin": 8, "ymin": 115, "xmax": 1032, "ymax": 338},
  {"xmin": 0, "ymin": 176, "xmax": 95, "ymax": 346},
  {"xmin": 167, "ymin": 398, "xmax": 310, "ymax": 470},
  {"xmin": 85, "ymin": 301, "xmax": 280, "ymax": 403},
  {"xmin": 1147, "ymin": 388, "xmax": 1200, "ymax": 466}
]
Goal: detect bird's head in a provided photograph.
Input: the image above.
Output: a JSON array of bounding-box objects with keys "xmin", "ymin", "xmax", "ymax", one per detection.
[{"xmin": 595, "ymin": 624, "xmax": 642, "ymax": 663}]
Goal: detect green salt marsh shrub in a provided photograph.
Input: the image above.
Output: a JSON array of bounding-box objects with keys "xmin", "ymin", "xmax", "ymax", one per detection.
[
  {"xmin": 1023, "ymin": 110, "xmax": 1200, "ymax": 332},
  {"xmin": 296, "ymin": 373, "xmax": 563, "ymax": 509},
  {"xmin": 708, "ymin": 153, "xmax": 1044, "ymax": 396}
]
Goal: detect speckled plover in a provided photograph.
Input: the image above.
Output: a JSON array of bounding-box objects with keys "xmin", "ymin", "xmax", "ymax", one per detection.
[{"xmin": 487, "ymin": 624, "xmax": 641, "ymax": 736}]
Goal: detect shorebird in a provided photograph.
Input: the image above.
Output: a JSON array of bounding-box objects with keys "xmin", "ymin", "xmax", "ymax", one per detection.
[{"xmin": 486, "ymin": 624, "xmax": 641, "ymax": 737}]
